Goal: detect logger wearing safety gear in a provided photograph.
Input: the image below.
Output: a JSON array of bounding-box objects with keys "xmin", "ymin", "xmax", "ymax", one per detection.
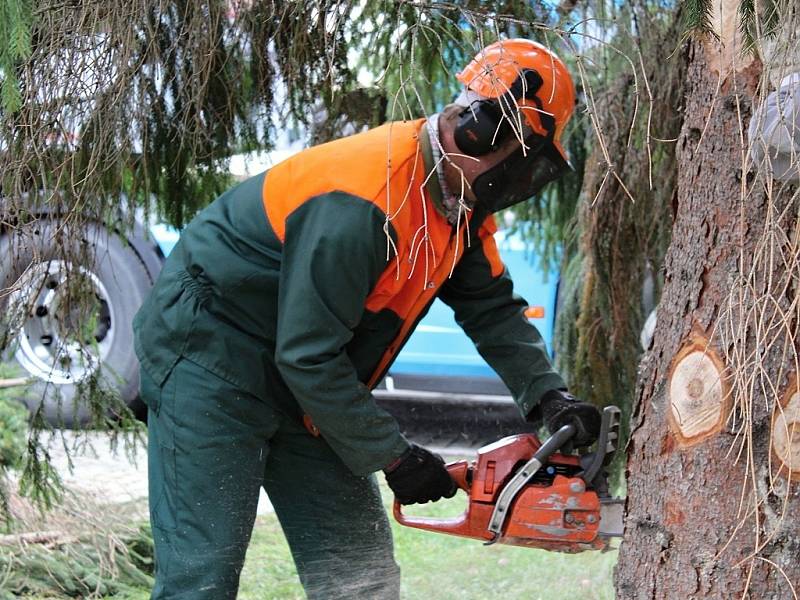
[{"xmin": 134, "ymin": 38, "xmax": 592, "ymax": 600}]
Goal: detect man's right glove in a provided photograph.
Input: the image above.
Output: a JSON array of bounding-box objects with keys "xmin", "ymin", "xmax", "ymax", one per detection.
[
  {"xmin": 539, "ymin": 389, "xmax": 602, "ymax": 448},
  {"xmin": 384, "ymin": 444, "xmax": 457, "ymax": 505}
]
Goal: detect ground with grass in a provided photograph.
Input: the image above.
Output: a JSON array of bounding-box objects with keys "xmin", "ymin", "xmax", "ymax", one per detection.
[
  {"xmin": 237, "ymin": 483, "xmax": 617, "ymax": 600},
  {"xmin": 4, "ymin": 470, "xmax": 616, "ymax": 599}
]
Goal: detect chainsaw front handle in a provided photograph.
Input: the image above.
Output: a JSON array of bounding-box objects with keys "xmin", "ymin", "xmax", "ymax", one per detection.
[{"xmin": 536, "ymin": 423, "xmax": 577, "ymax": 460}]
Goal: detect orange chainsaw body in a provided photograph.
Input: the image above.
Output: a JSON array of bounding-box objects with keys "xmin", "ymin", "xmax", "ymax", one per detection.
[{"xmin": 394, "ymin": 433, "xmax": 609, "ymax": 553}]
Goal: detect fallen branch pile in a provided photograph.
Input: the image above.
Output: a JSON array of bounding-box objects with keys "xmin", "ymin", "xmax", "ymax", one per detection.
[{"xmin": 0, "ymin": 487, "xmax": 153, "ymax": 598}]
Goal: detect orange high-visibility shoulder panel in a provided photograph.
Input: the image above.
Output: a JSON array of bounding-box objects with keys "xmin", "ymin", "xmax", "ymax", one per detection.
[{"xmin": 262, "ymin": 120, "xmax": 426, "ymax": 242}]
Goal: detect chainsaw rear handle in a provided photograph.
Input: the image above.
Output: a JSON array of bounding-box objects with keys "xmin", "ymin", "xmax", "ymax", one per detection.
[{"xmin": 393, "ymin": 459, "xmax": 472, "ymax": 529}]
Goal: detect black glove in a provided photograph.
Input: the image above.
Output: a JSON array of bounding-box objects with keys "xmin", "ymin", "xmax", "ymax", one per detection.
[
  {"xmin": 538, "ymin": 389, "xmax": 602, "ymax": 448},
  {"xmin": 384, "ymin": 444, "xmax": 457, "ymax": 505}
]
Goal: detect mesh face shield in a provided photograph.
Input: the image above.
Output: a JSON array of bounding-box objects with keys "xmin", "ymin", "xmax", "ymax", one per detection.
[{"xmin": 471, "ymin": 135, "xmax": 571, "ymax": 213}]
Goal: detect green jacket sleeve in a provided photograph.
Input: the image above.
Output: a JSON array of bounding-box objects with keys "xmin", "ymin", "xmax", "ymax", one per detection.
[
  {"xmin": 274, "ymin": 192, "xmax": 410, "ymax": 476},
  {"xmin": 438, "ymin": 212, "xmax": 566, "ymax": 420}
]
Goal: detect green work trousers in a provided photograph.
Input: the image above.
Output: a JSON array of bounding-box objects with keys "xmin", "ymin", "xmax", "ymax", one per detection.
[{"xmin": 142, "ymin": 356, "xmax": 401, "ymax": 599}]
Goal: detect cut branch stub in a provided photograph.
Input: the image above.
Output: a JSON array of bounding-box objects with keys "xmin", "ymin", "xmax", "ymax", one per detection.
[
  {"xmin": 667, "ymin": 334, "xmax": 731, "ymax": 446},
  {"xmin": 772, "ymin": 373, "xmax": 800, "ymax": 481},
  {"xmin": 706, "ymin": 0, "xmax": 756, "ymax": 78}
]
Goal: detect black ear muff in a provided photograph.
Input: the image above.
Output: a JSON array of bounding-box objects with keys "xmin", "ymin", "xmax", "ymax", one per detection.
[
  {"xmin": 507, "ymin": 69, "xmax": 544, "ymax": 101},
  {"xmin": 453, "ymin": 69, "xmax": 546, "ymax": 157},
  {"xmin": 453, "ymin": 100, "xmax": 511, "ymax": 157},
  {"xmin": 499, "ymin": 68, "xmax": 555, "ymax": 136}
]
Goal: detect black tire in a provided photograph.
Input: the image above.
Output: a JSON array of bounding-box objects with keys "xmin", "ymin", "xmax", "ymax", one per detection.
[{"xmin": 1, "ymin": 220, "xmax": 155, "ymax": 428}]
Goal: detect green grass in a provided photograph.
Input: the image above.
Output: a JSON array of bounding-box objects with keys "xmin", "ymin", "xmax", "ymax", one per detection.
[
  {"xmin": 16, "ymin": 481, "xmax": 616, "ymax": 600},
  {"xmin": 238, "ymin": 483, "xmax": 617, "ymax": 600}
]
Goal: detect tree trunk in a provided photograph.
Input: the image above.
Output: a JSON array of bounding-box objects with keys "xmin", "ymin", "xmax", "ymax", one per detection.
[{"xmin": 615, "ymin": 27, "xmax": 800, "ymax": 600}]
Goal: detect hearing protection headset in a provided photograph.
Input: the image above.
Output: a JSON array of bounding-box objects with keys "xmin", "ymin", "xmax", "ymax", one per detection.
[{"xmin": 453, "ymin": 69, "xmax": 556, "ymax": 157}]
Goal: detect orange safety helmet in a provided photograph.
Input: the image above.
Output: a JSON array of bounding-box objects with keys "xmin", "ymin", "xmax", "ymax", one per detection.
[
  {"xmin": 455, "ymin": 38, "xmax": 576, "ymax": 163},
  {"xmin": 452, "ymin": 39, "xmax": 577, "ymax": 212}
]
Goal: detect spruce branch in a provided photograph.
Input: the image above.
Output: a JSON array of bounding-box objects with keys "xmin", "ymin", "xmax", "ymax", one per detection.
[{"xmin": 681, "ymin": 0, "xmax": 718, "ymax": 40}]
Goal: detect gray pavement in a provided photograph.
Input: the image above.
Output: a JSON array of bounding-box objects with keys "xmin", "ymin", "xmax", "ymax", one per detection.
[{"xmin": 43, "ymin": 431, "xmax": 274, "ymax": 514}]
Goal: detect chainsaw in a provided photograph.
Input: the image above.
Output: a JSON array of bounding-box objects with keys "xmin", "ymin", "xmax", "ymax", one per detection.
[{"xmin": 394, "ymin": 405, "xmax": 624, "ymax": 553}]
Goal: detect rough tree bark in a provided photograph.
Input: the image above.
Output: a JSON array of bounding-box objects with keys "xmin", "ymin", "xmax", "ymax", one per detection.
[{"xmin": 615, "ymin": 11, "xmax": 800, "ymax": 600}]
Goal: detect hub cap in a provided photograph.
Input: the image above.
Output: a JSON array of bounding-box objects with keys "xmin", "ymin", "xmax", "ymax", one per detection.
[{"xmin": 7, "ymin": 260, "xmax": 115, "ymax": 385}]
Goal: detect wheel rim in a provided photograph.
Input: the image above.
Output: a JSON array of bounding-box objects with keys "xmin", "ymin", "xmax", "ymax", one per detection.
[{"xmin": 7, "ymin": 260, "xmax": 116, "ymax": 385}]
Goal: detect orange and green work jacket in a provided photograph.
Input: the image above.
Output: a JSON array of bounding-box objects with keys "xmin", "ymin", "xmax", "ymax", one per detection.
[{"xmin": 133, "ymin": 119, "xmax": 566, "ymax": 476}]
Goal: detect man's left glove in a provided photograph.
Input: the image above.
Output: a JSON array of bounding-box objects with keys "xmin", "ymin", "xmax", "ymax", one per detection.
[
  {"xmin": 538, "ymin": 389, "xmax": 602, "ymax": 448},
  {"xmin": 384, "ymin": 444, "xmax": 458, "ymax": 505}
]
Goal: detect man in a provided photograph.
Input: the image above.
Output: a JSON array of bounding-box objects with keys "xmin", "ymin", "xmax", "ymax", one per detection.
[{"xmin": 134, "ymin": 38, "xmax": 601, "ymax": 599}]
